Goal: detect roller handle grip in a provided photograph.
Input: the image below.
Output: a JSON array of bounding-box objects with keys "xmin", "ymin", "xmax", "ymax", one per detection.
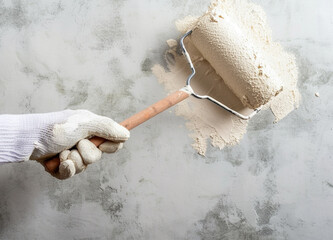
[{"xmin": 44, "ymin": 90, "xmax": 190, "ymax": 173}]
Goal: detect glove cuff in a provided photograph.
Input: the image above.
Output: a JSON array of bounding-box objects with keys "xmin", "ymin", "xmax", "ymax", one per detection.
[{"xmin": 0, "ymin": 110, "xmax": 74, "ymax": 163}]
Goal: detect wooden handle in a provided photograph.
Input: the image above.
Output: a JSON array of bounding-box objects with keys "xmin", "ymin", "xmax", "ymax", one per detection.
[{"xmin": 44, "ymin": 90, "xmax": 190, "ymax": 173}]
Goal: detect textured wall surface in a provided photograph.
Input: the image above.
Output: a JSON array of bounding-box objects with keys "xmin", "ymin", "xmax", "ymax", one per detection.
[{"xmin": 0, "ymin": 0, "xmax": 332, "ymax": 239}]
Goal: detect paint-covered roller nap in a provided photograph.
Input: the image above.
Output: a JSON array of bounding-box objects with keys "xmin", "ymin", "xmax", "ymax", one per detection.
[{"xmin": 190, "ymin": 8, "xmax": 283, "ymax": 109}]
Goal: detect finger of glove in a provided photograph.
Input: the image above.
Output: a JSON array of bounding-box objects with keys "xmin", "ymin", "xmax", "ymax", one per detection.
[
  {"xmin": 77, "ymin": 139, "xmax": 102, "ymax": 165},
  {"xmin": 51, "ymin": 160, "xmax": 76, "ymax": 180},
  {"xmin": 59, "ymin": 160, "xmax": 76, "ymax": 179},
  {"xmin": 84, "ymin": 115, "xmax": 130, "ymax": 142},
  {"xmin": 99, "ymin": 141, "xmax": 123, "ymax": 153},
  {"xmin": 52, "ymin": 110, "xmax": 129, "ymax": 148},
  {"xmin": 59, "ymin": 150, "xmax": 71, "ymax": 162},
  {"xmin": 68, "ymin": 149, "xmax": 87, "ymax": 174}
]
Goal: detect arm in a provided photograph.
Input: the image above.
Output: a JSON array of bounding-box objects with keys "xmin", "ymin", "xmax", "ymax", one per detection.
[{"xmin": 0, "ymin": 109, "xmax": 129, "ymax": 179}]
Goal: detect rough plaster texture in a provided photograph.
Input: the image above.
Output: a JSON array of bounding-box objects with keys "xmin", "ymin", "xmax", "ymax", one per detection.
[{"xmin": 0, "ymin": 0, "xmax": 332, "ymax": 239}]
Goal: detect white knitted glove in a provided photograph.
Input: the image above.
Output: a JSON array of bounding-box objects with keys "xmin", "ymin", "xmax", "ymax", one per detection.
[{"xmin": 0, "ymin": 110, "xmax": 130, "ymax": 179}]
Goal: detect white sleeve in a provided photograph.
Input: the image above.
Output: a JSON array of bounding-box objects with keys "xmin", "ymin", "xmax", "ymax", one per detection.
[{"xmin": 0, "ymin": 111, "xmax": 71, "ymax": 163}]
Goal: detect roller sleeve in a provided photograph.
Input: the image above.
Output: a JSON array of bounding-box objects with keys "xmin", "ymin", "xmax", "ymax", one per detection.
[{"xmin": 190, "ymin": 13, "xmax": 283, "ymax": 109}]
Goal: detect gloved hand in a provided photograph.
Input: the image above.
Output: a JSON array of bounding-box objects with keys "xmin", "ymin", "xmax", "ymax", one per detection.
[{"xmin": 0, "ymin": 110, "xmax": 130, "ymax": 179}]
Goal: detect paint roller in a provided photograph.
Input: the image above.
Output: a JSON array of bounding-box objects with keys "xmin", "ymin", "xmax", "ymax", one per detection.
[
  {"xmin": 190, "ymin": 13, "xmax": 282, "ymax": 109},
  {"xmin": 44, "ymin": 11, "xmax": 283, "ymax": 174}
]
